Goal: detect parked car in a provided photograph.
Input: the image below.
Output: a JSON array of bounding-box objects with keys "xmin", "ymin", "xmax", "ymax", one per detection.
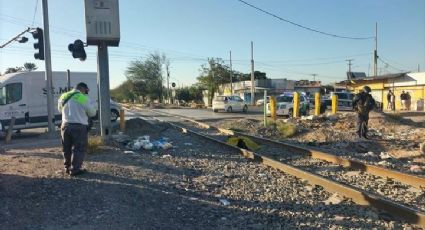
[
  {"xmin": 256, "ymin": 96, "xmax": 270, "ymax": 106},
  {"xmin": 266, "ymin": 92, "xmax": 310, "ymax": 117},
  {"xmin": 324, "ymin": 92, "xmax": 355, "ymax": 111},
  {"xmin": 212, "ymin": 95, "xmax": 248, "ymax": 113}
]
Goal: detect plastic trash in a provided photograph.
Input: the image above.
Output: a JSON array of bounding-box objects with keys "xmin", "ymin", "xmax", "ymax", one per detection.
[
  {"xmin": 133, "ymin": 141, "xmax": 143, "ymax": 150},
  {"xmin": 161, "ymin": 142, "xmax": 173, "ymax": 149},
  {"xmin": 124, "ymin": 150, "xmax": 136, "ymax": 154},
  {"xmin": 143, "ymin": 143, "xmax": 154, "ymax": 150},
  {"xmin": 219, "ymin": 198, "xmax": 230, "ymax": 206}
]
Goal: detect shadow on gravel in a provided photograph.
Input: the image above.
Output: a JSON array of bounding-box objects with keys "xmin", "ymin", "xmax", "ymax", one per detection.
[{"xmin": 0, "ymin": 172, "xmax": 402, "ymax": 229}]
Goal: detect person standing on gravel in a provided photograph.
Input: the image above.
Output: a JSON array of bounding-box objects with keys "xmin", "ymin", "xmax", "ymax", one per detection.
[
  {"xmin": 353, "ymin": 86, "xmax": 375, "ymax": 139},
  {"xmin": 58, "ymin": 82, "xmax": 96, "ymax": 176}
]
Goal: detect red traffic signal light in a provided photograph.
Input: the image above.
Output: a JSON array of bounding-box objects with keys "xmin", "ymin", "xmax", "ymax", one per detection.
[
  {"xmin": 68, "ymin": 39, "xmax": 87, "ymax": 61},
  {"xmin": 32, "ymin": 27, "xmax": 44, "ymax": 60}
]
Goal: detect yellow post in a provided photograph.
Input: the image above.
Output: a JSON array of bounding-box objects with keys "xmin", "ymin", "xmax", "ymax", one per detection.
[
  {"xmin": 315, "ymin": 92, "xmax": 321, "ymax": 116},
  {"xmin": 119, "ymin": 109, "xmax": 125, "ymax": 131},
  {"xmin": 270, "ymin": 96, "xmax": 277, "ymax": 121},
  {"xmin": 332, "ymin": 94, "xmax": 338, "ymax": 114},
  {"xmin": 293, "ymin": 92, "xmax": 300, "ymax": 118}
]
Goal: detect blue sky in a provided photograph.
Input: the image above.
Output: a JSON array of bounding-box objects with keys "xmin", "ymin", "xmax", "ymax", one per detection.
[{"xmin": 1, "ymin": 0, "xmax": 424, "ymax": 88}]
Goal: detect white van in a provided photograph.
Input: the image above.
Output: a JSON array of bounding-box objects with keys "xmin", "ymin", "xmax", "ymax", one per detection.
[{"xmin": 0, "ymin": 71, "xmax": 120, "ymax": 131}]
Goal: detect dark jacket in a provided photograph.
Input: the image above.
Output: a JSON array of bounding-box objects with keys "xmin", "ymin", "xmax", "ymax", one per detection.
[{"xmin": 353, "ymin": 92, "xmax": 375, "ymax": 115}]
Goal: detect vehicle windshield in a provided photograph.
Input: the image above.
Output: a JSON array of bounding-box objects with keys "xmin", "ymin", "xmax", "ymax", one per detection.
[
  {"xmin": 0, "ymin": 83, "xmax": 22, "ymax": 105},
  {"xmin": 276, "ymin": 95, "xmax": 293, "ymax": 103}
]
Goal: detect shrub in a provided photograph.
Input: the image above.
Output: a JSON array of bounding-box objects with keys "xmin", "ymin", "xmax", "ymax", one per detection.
[
  {"xmin": 276, "ymin": 122, "xmax": 297, "ymax": 138},
  {"xmin": 88, "ymin": 136, "xmax": 103, "ymax": 154}
]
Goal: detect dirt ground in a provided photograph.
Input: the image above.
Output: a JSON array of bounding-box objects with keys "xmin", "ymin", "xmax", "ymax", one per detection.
[
  {"xmin": 1, "ymin": 117, "xmax": 421, "ymax": 229},
  {"xmin": 213, "ymin": 111, "xmax": 425, "ymax": 172}
]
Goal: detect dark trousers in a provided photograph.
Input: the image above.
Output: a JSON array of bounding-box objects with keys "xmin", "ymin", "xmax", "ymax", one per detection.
[
  {"xmin": 61, "ymin": 123, "xmax": 88, "ymax": 173},
  {"xmin": 357, "ymin": 113, "xmax": 369, "ymax": 138}
]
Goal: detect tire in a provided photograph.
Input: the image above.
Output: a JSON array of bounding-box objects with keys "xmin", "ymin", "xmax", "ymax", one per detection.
[
  {"xmin": 227, "ymin": 106, "xmax": 233, "ymax": 113},
  {"xmin": 111, "ymin": 109, "xmax": 119, "ymax": 122},
  {"xmin": 243, "ymin": 105, "xmax": 248, "ymax": 113}
]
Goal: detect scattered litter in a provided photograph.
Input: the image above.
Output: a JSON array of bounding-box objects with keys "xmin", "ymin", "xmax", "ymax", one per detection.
[
  {"xmin": 364, "ymin": 151, "xmax": 375, "ymax": 157},
  {"xmin": 227, "ymin": 136, "xmax": 260, "ymax": 151},
  {"xmin": 219, "ymin": 198, "xmax": 231, "ymax": 206},
  {"xmin": 379, "ymin": 152, "xmax": 392, "ymax": 159},
  {"xmin": 124, "ymin": 150, "xmax": 136, "ymax": 154},
  {"xmin": 151, "ymin": 151, "xmax": 158, "ymax": 155},
  {"xmin": 162, "ymin": 154, "xmax": 172, "ymax": 159},
  {"xmin": 126, "ymin": 136, "xmax": 173, "ymax": 151}
]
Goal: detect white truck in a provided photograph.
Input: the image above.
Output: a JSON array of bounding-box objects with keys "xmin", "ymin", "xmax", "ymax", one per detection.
[{"xmin": 0, "ymin": 71, "xmax": 121, "ymax": 131}]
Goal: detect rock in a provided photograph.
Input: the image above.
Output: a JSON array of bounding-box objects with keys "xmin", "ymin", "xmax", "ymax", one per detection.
[
  {"xmin": 344, "ymin": 171, "xmax": 361, "ymax": 177},
  {"xmin": 323, "ymin": 193, "xmax": 344, "ymax": 205},
  {"xmin": 333, "ymin": 215, "xmax": 345, "ymax": 221}
]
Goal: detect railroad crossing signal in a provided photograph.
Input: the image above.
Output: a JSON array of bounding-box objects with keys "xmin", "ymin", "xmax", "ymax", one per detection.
[
  {"xmin": 172, "ymin": 82, "xmax": 176, "ymax": 88},
  {"xmin": 68, "ymin": 39, "xmax": 87, "ymax": 61},
  {"xmin": 32, "ymin": 27, "xmax": 45, "ymax": 60}
]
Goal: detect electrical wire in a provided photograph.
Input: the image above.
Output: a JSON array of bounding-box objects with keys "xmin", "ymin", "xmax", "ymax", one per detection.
[
  {"xmin": 31, "ymin": 0, "xmax": 39, "ymax": 27},
  {"xmin": 236, "ymin": 0, "xmax": 375, "ymax": 40}
]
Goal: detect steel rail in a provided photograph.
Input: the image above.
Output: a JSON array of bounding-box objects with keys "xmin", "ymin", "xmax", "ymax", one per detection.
[
  {"xmin": 152, "ymin": 110, "xmax": 425, "ymax": 189},
  {"xmin": 161, "ymin": 118, "xmax": 425, "ymax": 227}
]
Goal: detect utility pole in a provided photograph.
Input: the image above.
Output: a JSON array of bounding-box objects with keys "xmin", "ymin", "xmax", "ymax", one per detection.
[
  {"xmin": 41, "ymin": 0, "xmax": 55, "ymax": 136},
  {"xmin": 166, "ymin": 63, "xmax": 170, "ymax": 104},
  {"xmin": 250, "ymin": 41, "xmax": 255, "ymax": 105},
  {"xmin": 346, "ymin": 59, "xmax": 353, "ymax": 80},
  {"xmin": 418, "ymin": 64, "xmax": 420, "ymax": 72},
  {"xmin": 374, "ymin": 22, "xmax": 378, "ymax": 77},
  {"xmin": 230, "ymin": 50, "xmax": 233, "ymax": 95},
  {"xmin": 310, "ymin": 74, "xmax": 317, "ymax": 81}
]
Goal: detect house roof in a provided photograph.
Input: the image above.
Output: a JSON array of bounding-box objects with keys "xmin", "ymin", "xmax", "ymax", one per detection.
[{"xmin": 337, "ymin": 73, "xmax": 408, "ymax": 86}]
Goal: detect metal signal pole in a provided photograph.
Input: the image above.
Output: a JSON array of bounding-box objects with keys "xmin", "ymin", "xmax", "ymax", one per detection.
[
  {"xmin": 97, "ymin": 42, "xmax": 111, "ymax": 142},
  {"xmin": 41, "ymin": 0, "xmax": 55, "ymax": 136},
  {"xmin": 250, "ymin": 41, "xmax": 255, "ymax": 105}
]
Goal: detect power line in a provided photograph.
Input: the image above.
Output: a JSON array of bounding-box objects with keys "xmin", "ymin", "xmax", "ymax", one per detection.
[
  {"xmin": 31, "ymin": 0, "xmax": 39, "ymax": 26},
  {"xmin": 236, "ymin": 0, "xmax": 375, "ymax": 40}
]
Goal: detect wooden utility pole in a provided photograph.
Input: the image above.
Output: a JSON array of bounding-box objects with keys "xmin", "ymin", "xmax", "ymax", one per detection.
[
  {"xmin": 346, "ymin": 59, "xmax": 353, "ymax": 80},
  {"xmin": 374, "ymin": 22, "xmax": 378, "ymax": 77},
  {"xmin": 250, "ymin": 41, "xmax": 255, "ymax": 105},
  {"xmin": 230, "ymin": 50, "xmax": 233, "ymax": 95}
]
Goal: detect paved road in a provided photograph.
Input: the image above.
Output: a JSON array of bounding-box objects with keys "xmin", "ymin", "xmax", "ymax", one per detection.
[{"xmin": 150, "ymin": 106, "xmax": 264, "ymax": 121}]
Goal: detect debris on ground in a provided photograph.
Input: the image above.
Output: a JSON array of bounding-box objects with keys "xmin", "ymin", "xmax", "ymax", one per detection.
[
  {"xmin": 219, "ymin": 198, "xmax": 231, "ymax": 206},
  {"xmin": 227, "ymin": 136, "xmax": 260, "ymax": 151}
]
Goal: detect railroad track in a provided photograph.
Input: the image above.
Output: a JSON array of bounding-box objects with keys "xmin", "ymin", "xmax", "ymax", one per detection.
[{"xmin": 135, "ymin": 109, "xmax": 425, "ymax": 227}]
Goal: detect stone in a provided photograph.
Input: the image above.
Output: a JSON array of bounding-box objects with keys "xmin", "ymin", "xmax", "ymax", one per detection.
[{"xmin": 323, "ymin": 193, "xmax": 344, "ymax": 205}]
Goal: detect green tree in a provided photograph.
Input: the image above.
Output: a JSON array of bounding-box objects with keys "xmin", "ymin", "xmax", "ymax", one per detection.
[
  {"xmin": 110, "ymin": 80, "xmax": 137, "ymax": 102},
  {"xmin": 175, "ymin": 85, "xmax": 203, "ymax": 103},
  {"xmin": 23, "ymin": 62, "xmax": 37, "ymax": 71},
  {"xmin": 4, "ymin": 67, "xmax": 23, "ymax": 74},
  {"xmin": 237, "ymin": 71, "xmax": 267, "ymax": 81},
  {"xmin": 126, "ymin": 53, "xmax": 168, "ymax": 102},
  {"xmin": 196, "ymin": 58, "xmax": 232, "ymax": 105}
]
